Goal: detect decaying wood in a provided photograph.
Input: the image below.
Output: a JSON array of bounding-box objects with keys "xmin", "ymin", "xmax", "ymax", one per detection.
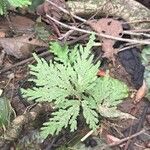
[{"xmin": 67, "ymin": 0, "xmax": 150, "ymax": 29}]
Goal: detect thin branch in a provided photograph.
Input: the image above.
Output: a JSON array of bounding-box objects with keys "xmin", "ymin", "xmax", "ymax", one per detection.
[
  {"xmin": 100, "ymin": 128, "xmax": 150, "ymax": 150},
  {"xmin": 123, "ymin": 30, "xmax": 150, "ymax": 38},
  {"xmin": 128, "ymin": 29, "xmax": 150, "ymax": 33},
  {"xmin": 122, "ymin": 20, "xmax": 150, "ymax": 25},
  {"xmin": 118, "ymin": 44, "xmax": 141, "ymax": 52},
  {"xmin": 81, "ymin": 130, "xmax": 94, "ymax": 142},
  {"xmin": 46, "ymin": 0, "xmax": 87, "ymax": 23},
  {"xmin": 46, "ymin": 14, "xmax": 150, "ymax": 45},
  {"xmin": 46, "ymin": 0, "xmax": 150, "ymax": 38},
  {"xmin": 0, "ymin": 50, "xmax": 52, "ymax": 74},
  {"xmin": 46, "ymin": 0, "xmax": 150, "ymax": 43}
]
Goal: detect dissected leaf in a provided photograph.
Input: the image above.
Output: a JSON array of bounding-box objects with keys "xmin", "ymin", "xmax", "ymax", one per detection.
[
  {"xmin": 141, "ymin": 46, "xmax": 150, "ymax": 100},
  {"xmin": 98, "ymin": 105, "xmax": 135, "ymax": 119},
  {"xmin": 141, "ymin": 46, "xmax": 150, "ymax": 66},
  {"xmin": 90, "ymin": 75, "xmax": 129, "ymax": 107},
  {"xmin": 50, "ymin": 42, "xmax": 69, "ymax": 64},
  {"xmin": 0, "ymin": 97, "xmax": 13, "ymax": 127},
  {"xmin": 40, "ymin": 100, "xmax": 80, "ymax": 139},
  {"xmin": 22, "ymin": 34, "xmax": 129, "ymax": 139},
  {"xmin": 0, "ymin": 0, "xmax": 31, "ymax": 15},
  {"xmin": 8, "ymin": 0, "xmax": 31, "ymax": 7},
  {"xmin": 0, "ymin": 0, "xmax": 8, "ymax": 15}
]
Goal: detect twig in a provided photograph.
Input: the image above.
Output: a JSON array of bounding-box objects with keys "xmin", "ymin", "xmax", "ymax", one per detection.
[
  {"xmin": 81, "ymin": 130, "xmax": 94, "ymax": 142},
  {"xmin": 67, "ymin": 34, "xmax": 89, "ymax": 45},
  {"xmin": 118, "ymin": 44, "xmax": 140, "ymax": 52},
  {"xmin": 46, "ymin": 0, "xmax": 150, "ymax": 37},
  {"xmin": 46, "ymin": 14, "xmax": 150, "ymax": 45},
  {"xmin": 130, "ymin": 29, "xmax": 150, "ymax": 33},
  {"xmin": 123, "ymin": 30, "xmax": 150, "ymax": 38},
  {"xmin": 101, "ymin": 128, "xmax": 150, "ymax": 150},
  {"xmin": 122, "ymin": 20, "xmax": 150, "ymax": 25},
  {"xmin": 46, "ymin": 0, "xmax": 86, "ymax": 23},
  {"xmin": 124, "ymin": 101, "xmax": 150, "ymax": 150},
  {"xmin": 0, "ymin": 51, "xmax": 52, "ymax": 74},
  {"xmin": 58, "ymin": 29, "xmax": 75, "ymax": 41}
]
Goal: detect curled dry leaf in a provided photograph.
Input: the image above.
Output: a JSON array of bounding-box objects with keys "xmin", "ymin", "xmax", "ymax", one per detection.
[{"xmin": 134, "ymin": 80, "xmax": 148, "ymax": 103}]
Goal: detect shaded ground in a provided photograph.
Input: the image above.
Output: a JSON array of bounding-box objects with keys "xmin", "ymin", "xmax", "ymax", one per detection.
[{"xmin": 0, "ymin": 1, "xmax": 150, "ymax": 149}]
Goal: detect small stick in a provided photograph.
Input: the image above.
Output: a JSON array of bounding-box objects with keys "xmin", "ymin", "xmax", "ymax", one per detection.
[
  {"xmin": 123, "ymin": 30, "xmax": 150, "ymax": 38},
  {"xmin": 81, "ymin": 130, "xmax": 94, "ymax": 142},
  {"xmin": 118, "ymin": 44, "xmax": 140, "ymax": 52},
  {"xmin": 46, "ymin": 14, "xmax": 150, "ymax": 45},
  {"xmin": 130, "ymin": 29, "xmax": 150, "ymax": 33},
  {"xmin": 124, "ymin": 102, "xmax": 150, "ymax": 150},
  {"xmin": 0, "ymin": 51, "xmax": 52, "ymax": 74},
  {"xmin": 67, "ymin": 34, "xmax": 89, "ymax": 45},
  {"xmin": 46, "ymin": 0, "xmax": 87, "ymax": 23},
  {"xmin": 100, "ymin": 128, "xmax": 150, "ymax": 150},
  {"xmin": 46, "ymin": 0, "xmax": 150, "ymax": 27},
  {"xmin": 46, "ymin": 0, "xmax": 150, "ymax": 38},
  {"xmin": 122, "ymin": 20, "xmax": 150, "ymax": 25}
]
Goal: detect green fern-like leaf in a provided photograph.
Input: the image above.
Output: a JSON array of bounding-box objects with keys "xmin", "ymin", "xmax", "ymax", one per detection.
[
  {"xmin": 0, "ymin": 0, "xmax": 31, "ymax": 15},
  {"xmin": 50, "ymin": 42, "xmax": 69, "ymax": 64},
  {"xmin": 8, "ymin": 0, "xmax": 31, "ymax": 7},
  {"xmin": 40, "ymin": 100, "xmax": 80, "ymax": 139},
  {"xmin": 90, "ymin": 75, "xmax": 128, "ymax": 106},
  {"xmin": 82, "ymin": 99, "xmax": 99, "ymax": 129},
  {"xmin": 22, "ymin": 34, "xmax": 129, "ymax": 139},
  {"xmin": 141, "ymin": 46, "xmax": 150, "ymax": 99},
  {"xmin": 0, "ymin": 0, "xmax": 8, "ymax": 15}
]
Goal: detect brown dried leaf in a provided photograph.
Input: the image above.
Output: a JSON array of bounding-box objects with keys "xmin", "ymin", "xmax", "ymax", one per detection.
[
  {"xmin": 88, "ymin": 18, "xmax": 123, "ymax": 60},
  {"xmin": 10, "ymin": 16, "xmax": 35, "ymax": 31},
  {"xmin": 134, "ymin": 80, "xmax": 148, "ymax": 103},
  {"xmin": 0, "ymin": 35, "xmax": 47, "ymax": 58}
]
